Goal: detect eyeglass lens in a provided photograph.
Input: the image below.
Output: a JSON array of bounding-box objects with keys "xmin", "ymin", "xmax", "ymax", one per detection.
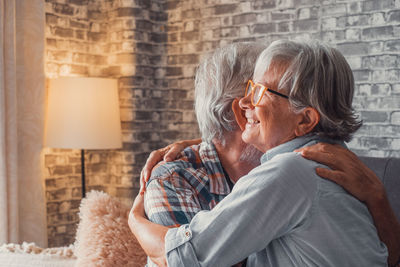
[
  {"xmin": 254, "ymin": 85, "xmax": 264, "ymax": 104},
  {"xmin": 246, "ymin": 82, "xmax": 263, "ymax": 104}
]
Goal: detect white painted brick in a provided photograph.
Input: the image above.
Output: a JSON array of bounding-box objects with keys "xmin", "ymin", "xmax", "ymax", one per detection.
[
  {"xmin": 298, "ymin": 8, "xmax": 310, "ymax": 20},
  {"xmin": 391, "ymin": 111, "xmax": 400, "ymax": 125},
  {"xmin": 59, "ymin": 201, "xmax": 71, "ymax": 213},
  {"xmin": 393, "ymin": 84, "xmax": 400, "ymax": 94},
  {"xmin": 59, "ymin": 64, "xmax": 71, "ymax": 75},
  {"xmin": 155, "ymin": 68, "xmax": 166, "ymax": 78},
  {"xmin": 184, "ymin": 21, "xmax": 195, "ymax": 31},
  {"xmin": 56, "ymin": 225, "xmax": 67, "ymax": 234},
  {"xmin": 369, "ymin": 12, "xmax": 385, "ymax": 25},
  {"xmin": 122, "ymin": 133, "xmax": 134, "ymax": 143},
  {"xmin": 345, "ymin": 28, "xmax": 360, "ymax": 41},
  {"xmin": 120, "ymin": 108, "xmax": 134, "ymax": 121},
  {"xmin": 202, "ymin": 29, "xmax": 213, "ymax": 40},
  {"xmin": 372, "ymin": 70, "xmax": 385, "ymax": 81},
  {"xmin": 346, "ymin": 56, "xmax": 362, "ymax": 69},
  {"xmin": 368, "ymin": 41, "xmax": 383, "ymax": 53},
  {"xmin": 359, "ymin": 84, "xmax": 372, "ymax": 96},
  {"xmin": 321, "ymin": 18, "xmax": 336, "ymax": 30},
  {"xmin": 89, "ymin": 154, "xmax": 101, "ymax": 164},
  {"xmin": 391, "ymin": 139, "xmax": 400, "ymax": 149},
  {"xmin": 240, "ymin": 25, "xmax": 250, "ymax": 36},
  {"xmin": 45, "ymin": 2, "xmax": 53, "ymax": 13},
  {"xmin": 182, "ymin": 65, "xmax": 196, "ymax": 77},
  {"xmin": 348, "ymin": 2, "xmax": 362, "ymax": 13},
  {"xmin": 256, "ymin": 12, "xmax": 269, "ymax": 22},
  {"xmin": 277, "ymin": 0, "xmax": 294, "ymax": 9},
  {"xmin": 120, "ymin": 65, "xmax": 136, "ymax": 76},
  {"xmin": 240, "ymin": 2, "xmax": 251, "ymax": 13},
  {"xmin": 120, "ymin": 0, "xmax": 135, "ymax": 7}
]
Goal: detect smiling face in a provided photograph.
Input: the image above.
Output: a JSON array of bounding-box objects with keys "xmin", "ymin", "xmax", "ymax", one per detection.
[{"xmin": 238, "ymin": 62, "xmax": 302, "ymax": 153}]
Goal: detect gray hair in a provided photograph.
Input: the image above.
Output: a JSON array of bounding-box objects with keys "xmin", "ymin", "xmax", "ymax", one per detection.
[
  {"xmin": 253, "ymin": 39, "xmax": 362, "ymax": 142},
  {"xmin": 195, "ymin": 42, "xmax": 267, "ymax": 144}
]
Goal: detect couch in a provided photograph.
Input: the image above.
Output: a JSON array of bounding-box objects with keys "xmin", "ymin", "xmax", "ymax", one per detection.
[{"xmin": 360, "ymin": 156, "xmax": 400, "ymax": 221}]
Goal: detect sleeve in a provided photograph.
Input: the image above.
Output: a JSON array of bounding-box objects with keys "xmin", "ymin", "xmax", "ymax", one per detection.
[
  {"xmin": 144, "ymin": 173, "xmax": 203, "ymax": 227},
  {"xmin": 164, "ymin": 153, "xmax": 319, "ymax": 266}
]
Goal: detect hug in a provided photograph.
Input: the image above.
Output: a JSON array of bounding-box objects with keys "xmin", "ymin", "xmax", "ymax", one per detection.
[{"xmin": 129, "ymin": 39, "xmax": 399, "ymax": 267}]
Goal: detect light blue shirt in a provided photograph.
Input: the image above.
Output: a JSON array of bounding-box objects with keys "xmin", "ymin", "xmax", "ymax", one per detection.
[{"xmin": 164, "ymin": 135, "xmax": 388, "ymax": 266}]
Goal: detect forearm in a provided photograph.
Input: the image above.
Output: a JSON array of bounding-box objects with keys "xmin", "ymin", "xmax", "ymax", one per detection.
[
  {"xmin": 128, "ymin": 201, "xmax": 169, "ymax": 266},
  {"xmin": 366, "ymin": 192, "xmax": 400, "ymax": 266}
]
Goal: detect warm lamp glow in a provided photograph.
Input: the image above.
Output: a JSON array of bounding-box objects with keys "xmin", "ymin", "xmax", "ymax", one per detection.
[{"xmin": 45, "ymin": 77, "xmax": 122, "ymax": 150}]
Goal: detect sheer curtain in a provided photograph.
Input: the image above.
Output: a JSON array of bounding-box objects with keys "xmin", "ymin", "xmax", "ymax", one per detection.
[{"xmin": 0, "ymin": 0, "xmax": 47, "ymax": 246}]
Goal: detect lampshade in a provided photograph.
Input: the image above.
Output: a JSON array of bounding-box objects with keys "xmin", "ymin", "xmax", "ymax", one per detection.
[{"xmin": 45, "ymin": 77, "xmax": 122, "ymax": 150}]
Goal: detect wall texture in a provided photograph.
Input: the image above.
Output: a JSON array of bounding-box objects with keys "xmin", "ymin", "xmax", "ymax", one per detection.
[{"xmin": 44, "ymin": 0, "xmax": 400, "ymax": 246}]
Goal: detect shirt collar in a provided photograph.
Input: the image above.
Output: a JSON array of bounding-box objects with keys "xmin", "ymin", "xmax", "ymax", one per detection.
[
  {"xmin": 260, "ymin": 134, "xmax": 344, "ymax": 164},
  {"xmin": 199, "ymin": 141, "xmax": 232, "ymax": 195}
]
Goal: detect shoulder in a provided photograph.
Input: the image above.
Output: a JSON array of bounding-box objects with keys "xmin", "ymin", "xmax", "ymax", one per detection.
[
  {"xmin": 243, "ymin": 152, "xmax": 319, "ymax": 195},
  {"xmin": 272, "ymin": 151, "xmax": 319, "ymax": 173},
  {"xmin": 147, "ymin": 143, "xmax": 205, "ymax": 185},
  {"xmin": 150, "ymin": 144, "xmax": 200, "ymax": 174}
]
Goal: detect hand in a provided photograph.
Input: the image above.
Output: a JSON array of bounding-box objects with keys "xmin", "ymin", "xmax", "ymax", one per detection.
[
  {"xmin": 295, "ymin": 143, "xmax": 386, "ymax": 204},
  {"xmin": 297, "ymin": 143, "xmax": 400, "ymax": 266},
  {"xmin": 139, "ymin": 138, "xmax": 201, "ymax": 195}
]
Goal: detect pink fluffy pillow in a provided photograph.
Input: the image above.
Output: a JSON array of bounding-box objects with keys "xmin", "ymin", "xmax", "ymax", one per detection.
[{"xmin": 74, "ymin": 191, "xmax": 147, "ymax": 266}]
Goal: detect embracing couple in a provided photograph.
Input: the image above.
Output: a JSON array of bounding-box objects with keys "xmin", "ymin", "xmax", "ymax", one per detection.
[{"xmin": 129, "ymin": 40, "xmax": 400, "ymax": 266}]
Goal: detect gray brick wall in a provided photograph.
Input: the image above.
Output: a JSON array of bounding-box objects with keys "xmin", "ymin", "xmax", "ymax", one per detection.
[{"xmin": 45, "ymin": 0, "xmax": 400, "ymax": 246}]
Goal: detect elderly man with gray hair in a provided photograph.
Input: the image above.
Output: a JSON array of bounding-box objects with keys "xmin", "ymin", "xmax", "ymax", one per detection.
[
  {"xmin": 130, "ymin": 39, "xmax": 390, "ymax": 266},
  {"xmin": 140, "ymin": 42, "xmax": 266, "ymax": 266}
]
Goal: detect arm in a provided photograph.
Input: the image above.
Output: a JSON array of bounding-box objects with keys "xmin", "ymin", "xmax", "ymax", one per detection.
[
  {"xmin": 144, "ymin": 176, "xmax": 202, "ymax": 227},
  {"xmin": 129, "ymin": 194, "xmax": 169, "ymax": 267},
  {"xmin": 296, "ymin": 143, "xmax": 400, "ymax": 267},
  {"xmin": 130, "ymin": 169, "xmax": 203, "ymax": 264},
  {"xmin": 133, "ymin": 155, "xmax": 315, "ymax": 266},
  {"xmin": 140, "ymin": 138, "xmax": 201, "ymax": 194}
]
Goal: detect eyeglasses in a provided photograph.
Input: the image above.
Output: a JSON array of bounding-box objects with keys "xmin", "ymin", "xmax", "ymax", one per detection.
[{"xmin": 244, "ymin": 80, "xmax": 289, "ymax": 106}]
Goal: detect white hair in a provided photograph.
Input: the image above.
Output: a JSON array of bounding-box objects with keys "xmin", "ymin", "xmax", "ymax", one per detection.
[
  {"xmin": 254, "ymin": 39, "xmax": 362, "ymax": 142},
  {"xmin": 195, "ymin": 42, "xmax": 267, "ymax": 144}
]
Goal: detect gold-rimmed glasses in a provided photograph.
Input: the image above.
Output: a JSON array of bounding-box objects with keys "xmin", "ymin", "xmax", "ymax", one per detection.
[{"xmin": 244, "ymin": 80, "xmax": 289, "ymax": 106}]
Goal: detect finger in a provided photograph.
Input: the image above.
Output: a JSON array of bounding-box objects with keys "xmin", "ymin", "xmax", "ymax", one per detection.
[
  {"xmin": 164, "ymin": 144, "xmax": 184, "ymax": 161},
  {"xmin": 299, "ymin": 149, "xmax": 338, "ymax": 169},
  {"xmin": 315, "ymin": 168, "xmax": 345, "ymax": 185},
  {"xmin": 296, "ymin": 142, "xmax": 342, "ymax": 154},
  {"xmin": 295, "ymin": 142, "xmax": 326, "ymax": 153},
  {"xmin": 143, "ymin": 151, "xmax": 165, "ymax": 181},
  {"xmin": 139, "ymin": 170, "xmax": 146, "ymax": 195}
]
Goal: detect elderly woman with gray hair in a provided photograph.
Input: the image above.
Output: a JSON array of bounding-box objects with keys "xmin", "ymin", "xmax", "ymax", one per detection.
[{"xmin": 130, "ymin": 40, "xmax": 388, "ymax": 266}]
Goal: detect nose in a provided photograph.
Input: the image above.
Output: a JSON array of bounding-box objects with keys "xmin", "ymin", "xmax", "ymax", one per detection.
[{"xmin": 239, "ymin": 92, "xmax": 254, "ymax": 110}]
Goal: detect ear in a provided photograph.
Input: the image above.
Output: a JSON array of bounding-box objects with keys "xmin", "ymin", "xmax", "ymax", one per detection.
[
  {"xmin": 232, "ymin": 98, "xmax": 247, "ymax": 131},
  {"xmin": 294, "ymin": 107, "xmax": 320, "ymax": 137}
]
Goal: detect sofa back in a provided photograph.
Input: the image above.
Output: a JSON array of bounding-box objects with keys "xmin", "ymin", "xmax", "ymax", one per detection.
[{"xmin": 360, "ymin": 157, "xmax": 400, "ymax": 221}]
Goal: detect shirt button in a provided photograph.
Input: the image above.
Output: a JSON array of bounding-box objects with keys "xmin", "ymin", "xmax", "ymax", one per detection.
[{"xmin": 184, "ymin": 230, "xmax": 192, "ymax": 239}]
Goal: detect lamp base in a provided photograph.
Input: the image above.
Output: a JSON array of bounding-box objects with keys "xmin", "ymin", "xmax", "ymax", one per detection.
[{"xmin": 81, "ymin": 149, "xmax": 86, "ymax": 198}]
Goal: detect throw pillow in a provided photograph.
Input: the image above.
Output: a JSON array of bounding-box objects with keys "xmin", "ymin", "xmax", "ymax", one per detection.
[{"xmin": 74, "ymin": 191, "xmax": 147, "ymax": 267}]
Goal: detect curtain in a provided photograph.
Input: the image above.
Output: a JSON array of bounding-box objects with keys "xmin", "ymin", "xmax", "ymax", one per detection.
[{"xmin": 0, "ymin": 0, "xmax": 47, "ymax": 246}]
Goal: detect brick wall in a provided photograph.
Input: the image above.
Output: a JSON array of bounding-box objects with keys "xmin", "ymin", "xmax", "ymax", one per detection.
[
  {"xmin": 44, "ymin": 0, "xmax": 199, "ymax": 247},
  {"xmin": 44, "ymin": 0, "xmax": 400, "ymax": 246},
  {"xmin": 163, "ymin": 0, "xmax": 400, "ymax": 157}
]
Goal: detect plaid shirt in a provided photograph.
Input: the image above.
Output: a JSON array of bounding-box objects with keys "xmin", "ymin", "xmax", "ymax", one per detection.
[{"xmin": 144, "ymin": 141, "xmax": 232, "ymax": 227}]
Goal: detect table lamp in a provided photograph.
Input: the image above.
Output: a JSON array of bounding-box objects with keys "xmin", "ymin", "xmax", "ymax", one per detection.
[{"xmin": 45, "ymin": 77, "xmax": 122, "ymax": 198}]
